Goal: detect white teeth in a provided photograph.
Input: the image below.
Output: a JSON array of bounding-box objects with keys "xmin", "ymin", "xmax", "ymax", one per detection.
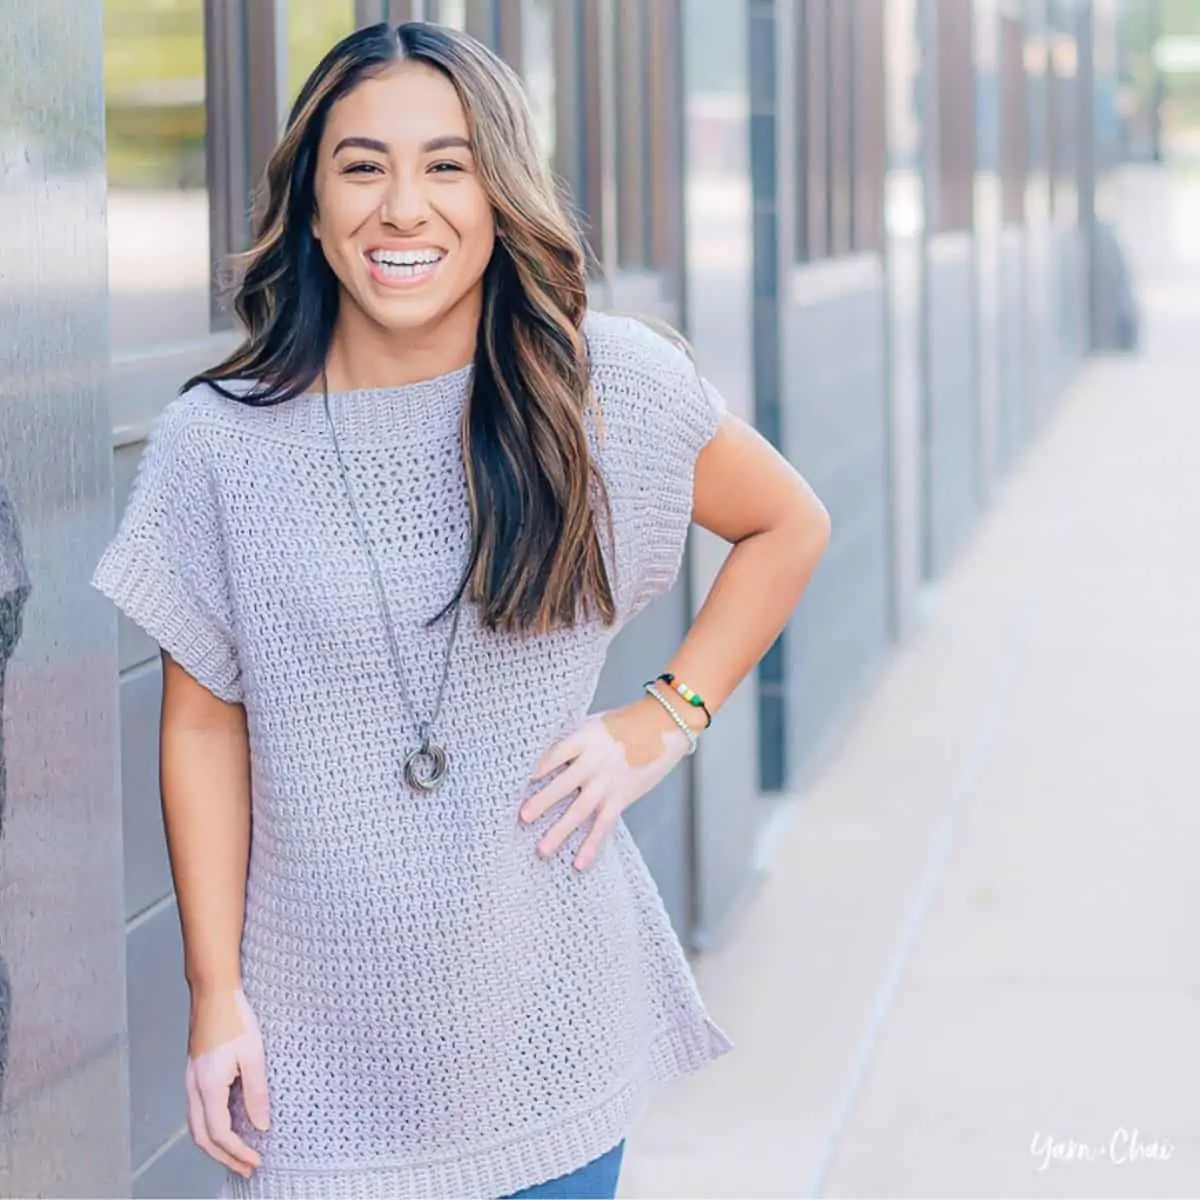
[
  {"xmin": 369, "ymin": 249, "xmax": 444, "ymax": 267},
  {"xmin": 373, "ymin": 261, "xmax": 439, "ymax": 280}
]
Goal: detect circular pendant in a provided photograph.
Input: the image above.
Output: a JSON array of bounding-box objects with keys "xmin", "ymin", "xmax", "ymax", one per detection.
[{"xmin": 403, "ymin": 740, "xmax": 449, "ymax": 793}]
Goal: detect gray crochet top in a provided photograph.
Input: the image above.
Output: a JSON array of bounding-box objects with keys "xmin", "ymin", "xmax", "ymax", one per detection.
[{"xmin": 93, "ymin": 310, "xmax": 731, "ymax": 1199}]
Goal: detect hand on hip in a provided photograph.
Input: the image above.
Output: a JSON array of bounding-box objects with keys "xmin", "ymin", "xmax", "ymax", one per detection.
[{"xmin": 521, "ymin": 697, "xmax": 692, "ymax": 871}]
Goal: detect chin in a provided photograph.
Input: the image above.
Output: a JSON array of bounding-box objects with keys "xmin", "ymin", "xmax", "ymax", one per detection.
[
  {"xmin": 372, "ymin": 306, "xmax": 442, "ymax": 333},
  {"xmin": 358, "ymin": 291, "xmax": 445, "ymax": 334},
  {"xmin": 344, "ymin": 268, "xmax": 485, "ymax": 338}
]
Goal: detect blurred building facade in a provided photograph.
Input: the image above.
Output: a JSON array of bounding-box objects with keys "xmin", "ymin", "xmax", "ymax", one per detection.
[{"xmin": 0, "ymin": 0, "xmax": 1125, "ymax": 1194}]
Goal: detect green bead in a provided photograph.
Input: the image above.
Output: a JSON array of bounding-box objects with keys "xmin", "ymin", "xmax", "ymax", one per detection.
[{"xmin": 689, "ymin": 695, "xmax": 703, "ymax": 706}]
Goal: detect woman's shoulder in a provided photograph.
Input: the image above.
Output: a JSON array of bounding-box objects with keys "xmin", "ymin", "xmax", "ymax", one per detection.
[
  {"xmin": 148, "ymin": 378, "xmax": 281, "ymax": 450},
  {"xmin": 175, "ymin": 377, "xmax": 265, "ymax": 423},
  {"xmin": 581, "ymin": 308, "xmax": 725, "ymax": 446},
  {"xmin": 582, "ymin": 308, "xmax": 697, "ymax": 396}
]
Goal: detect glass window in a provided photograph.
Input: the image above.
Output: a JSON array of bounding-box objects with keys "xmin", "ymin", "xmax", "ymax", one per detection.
[
  {"xmin": 286, "ymin": 1, "xmax": 357, "ymax": 107},
  {"xmin": 431, "ymin": 0, "xmax": 467, "ymax": 31},
  {"xmin": 828, "ymin": 0, "xmax": 855, "ymax": 256},
  {"xmin": 570, "ymin": 0, "xmax": 608, "ymax": 266},
  {"xmin": 521, "ymin": 0, "xmax": 557, "ymax": 165},
  {"xmin": 852, "ymin": 0, "xmax": 886, "ymax": 252},
  {"xmin": 797, "ymin": 0, "xmax": 885, "ymax": 261},
  {"xmin": 644, "ymin": 0, "xmax": 682, "ymax": 274},
  {"xmin": 884, "ymin": 0, "xmax": 922, "ymax": 239},
  {"xmin": 527, "ymin": 0, "xmax": 679, "ymax": 277},
  {"xmin": 933, "ymin": 0, "xmax": 976, "ymax": 233},
  {"xmin": 1047, "ymin": 9, "xmax": 1079, "ymax": 222},
  {"xmin": 1000, "ymin": 12, "xmax": 1027, "ymax": 224},
  {"xmin": 614, "ymin": 0, "xmax": 651, "ymax": 269},
  {"xmin": 104, "ymin": 0, "xmax": 210, "ymax": 354},
  {"xmin": 800, "ymin": 0, "xmax": 830, "ymax": 260},
  {"xmin": 1023, "ymin": 11, "xmax": 1051, "ymax": 223}
]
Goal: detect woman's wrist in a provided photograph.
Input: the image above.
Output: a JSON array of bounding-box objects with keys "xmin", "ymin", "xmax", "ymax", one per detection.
[
  {"xmin": 186, "ymin": 968, "xmax": 244, "ymax": 1001},
  {"xmin": 641, "ymin": 681, "xmax": 707, "ymax": 731},
  {"xmin": 636, "ymin": 686, "xmax": 706, "ymax": 754},
  {"xmin": 651, "ymin": 673, "xmax": 714, "ymax": 728}
]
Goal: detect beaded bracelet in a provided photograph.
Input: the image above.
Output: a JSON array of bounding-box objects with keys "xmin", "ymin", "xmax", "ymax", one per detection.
[
  {"xmin": 642, "ymin": 682, "xmax": 699, "ymax": 755},
  {"xmin": 653, "ymin": 673, "xmax": 713, "ymax": 729}
]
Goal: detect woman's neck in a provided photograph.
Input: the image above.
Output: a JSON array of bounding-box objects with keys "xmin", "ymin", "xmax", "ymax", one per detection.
[{"xmin": 323, "ymin": 294, "xmax": 480, "ymax": 392}]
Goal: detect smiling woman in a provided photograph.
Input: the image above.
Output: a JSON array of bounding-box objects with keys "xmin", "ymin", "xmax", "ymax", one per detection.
[
  {"xmin": 314, "ymin": 83, "xmax": 495, "ymax": 344},
  {"xmin": 91, "ymin": 18, "xmax": 830, "ymax": 1200},
  {"xmin": 186, "ymin": 23, "xmax": 609, "ymax": 636}
]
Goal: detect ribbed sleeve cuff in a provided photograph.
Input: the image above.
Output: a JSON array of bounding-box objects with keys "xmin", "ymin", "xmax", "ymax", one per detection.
[{"xmin": 92, "ymin": 546, "xmax": 243, "ymax": 703}]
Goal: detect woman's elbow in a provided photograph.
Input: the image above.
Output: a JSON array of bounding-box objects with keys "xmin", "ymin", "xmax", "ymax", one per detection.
[{"xmin": 787, "ymin": 485, "xmax": 832, "ymax": 566}]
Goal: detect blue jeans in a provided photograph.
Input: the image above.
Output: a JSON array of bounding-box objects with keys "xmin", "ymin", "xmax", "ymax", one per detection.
[{"xmin": 501, "ymin": 1141, "xmax": 625, "ymax": 1199}]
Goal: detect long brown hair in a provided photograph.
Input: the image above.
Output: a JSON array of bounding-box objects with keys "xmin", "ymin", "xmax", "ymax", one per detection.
[{"xmin": 186, "ymin": 22, "xmax": 614, "ymax": 635}]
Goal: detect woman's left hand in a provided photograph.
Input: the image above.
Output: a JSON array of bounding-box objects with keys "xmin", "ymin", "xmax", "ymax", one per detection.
[{"xmin": 521, "ymin": 695, "xmax": 695, "ymax": 871}]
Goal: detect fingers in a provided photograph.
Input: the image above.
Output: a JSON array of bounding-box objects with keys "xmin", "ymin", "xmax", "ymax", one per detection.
[
  {"xmin": 573, "ymin": 804, "xmax": 621, "ymax": 872},
  {"xmin": 537, "ymin": 782, "xmax": 606, "ymax": 860},
  {"xmin": 186, "ymin": 1068, "xmax": 257, "ymax": 1179},
  {"xmin": 521, "ymin": 760, "xmax": 586, "ymax": 824},
  {"xmin": 200, "ymin": 1076, "xmax": 263, "ymax": 1174},
  {"xmin": 530, "ymin": 729, "xmax": 584, "ymax": 782},
  {"xmin": 184, "ymin": 1069, "xmax": 207, "ymax": 1147},
  {"xmin": 231, "ymin": 989, "xmax": 270, "ymax": 1133},
  {"xmin": 240, "ymin": 1045, "xmax": 271, "ymax": 1133},
  {"xmin": 197, "ymin": 1130, "xmax": 255, "ymax": 1179}
]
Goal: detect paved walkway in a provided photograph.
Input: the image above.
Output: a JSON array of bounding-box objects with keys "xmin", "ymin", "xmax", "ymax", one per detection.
[{"xmin": 621, "ymin": 172, "xmax": 1200, "ymax": 1199}]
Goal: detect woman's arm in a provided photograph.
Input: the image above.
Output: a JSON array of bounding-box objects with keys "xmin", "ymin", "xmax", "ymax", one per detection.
[
  {"xmin": 659, "ymin": 413, "xmax": 831, "ymax": 713},
  {"xmin": 523, "ymin": 414, "xmax": 829, "ymax": 868},
  {"xmin": 161, "ymin": 650, "xmax": 252, "ymax": 1000},
  {"xmin": 161, "ymin": 652, "xmax": 268, "ymax": 1178}
]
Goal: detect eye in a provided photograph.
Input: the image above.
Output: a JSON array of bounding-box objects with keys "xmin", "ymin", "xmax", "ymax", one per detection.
[
  {"xmin": 429, "ymin": 160, "xmax": 466, "ymax": 174},
  {"xmin": 342, "ymin": 161, "xmax": 384, "ymax": 176}
]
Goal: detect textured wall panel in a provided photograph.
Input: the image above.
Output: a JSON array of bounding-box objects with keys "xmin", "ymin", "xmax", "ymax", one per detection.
[
  {"xmin": 126, "ymin": 905, "xmax": 190, "ymax": 1167},
  {"xmin": 0, "ymin": 1, "xmax": 130, "ymax": 1195},
  {"xmin": 925, "ymin": 234, "xmax": 980, "ymax": 578},
  {"xmin": 996, "ymin": 228, "xmax": 1028, "ymax": 473},
  {"xmin": 120, "ymin": 662, "xmax": 172, "ymax": 921},
  {"xmin": 1025, "ymin": 221, "xmax": 1056, "ymax": 428},
  {"xmin": 782, "ymin": 260, "xmax": 889, "ymax": 782},
  {"xmin": 1050, "ymin": 221, "xmax": 1087, "ymax": 399}
]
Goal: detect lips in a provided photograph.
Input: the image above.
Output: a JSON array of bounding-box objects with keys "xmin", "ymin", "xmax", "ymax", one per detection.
[{"xmin": 363, "ymin": 247, "xmax": 446, "ymax": 287}]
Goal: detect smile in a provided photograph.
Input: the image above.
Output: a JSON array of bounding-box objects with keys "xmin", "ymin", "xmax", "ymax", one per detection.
[{"xmin": 364, "ymin": 248, "xmax": 446, "ymax": 287}]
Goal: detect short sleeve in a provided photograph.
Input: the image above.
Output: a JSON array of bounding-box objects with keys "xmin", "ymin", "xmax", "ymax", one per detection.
[
  {"xmin": 633, "ymin": 364, "xmax": 725, "ymax": 614},
  {"xmin": 92, "ymin": 401, "xmax": 243, "ymax": 702},
  {"xmin": 587, "ymin": 312, "xmax": 727, "ymax": 620}
]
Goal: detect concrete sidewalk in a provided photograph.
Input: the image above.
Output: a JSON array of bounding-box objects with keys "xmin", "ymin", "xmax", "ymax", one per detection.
[{"xmin": 622, "ymin": 187, "xmax": 1200, "ymax": 1198}]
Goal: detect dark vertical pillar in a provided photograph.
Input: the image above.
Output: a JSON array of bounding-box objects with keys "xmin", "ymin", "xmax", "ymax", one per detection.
[
  {"xmin": 205, "ymin": 0, "xmax": 251, "ymax": 323},
  {"xmin": 679, "ymin": 0, "xmax": 761, "ymax": 949},
  {"xmin": 749, "ymin": 0, "xmax": 786, "ymax": 793}
]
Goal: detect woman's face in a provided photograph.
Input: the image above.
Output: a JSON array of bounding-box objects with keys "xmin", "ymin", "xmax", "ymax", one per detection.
[{"xmin": 311, "ymin": 61, "xmax": 496, "ymax": 339}]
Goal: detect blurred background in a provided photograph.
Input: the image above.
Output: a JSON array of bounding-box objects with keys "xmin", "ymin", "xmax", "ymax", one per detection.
[{"xmin": 1, "ymin": 0, "xmax": 1198, "ymax": 1196}]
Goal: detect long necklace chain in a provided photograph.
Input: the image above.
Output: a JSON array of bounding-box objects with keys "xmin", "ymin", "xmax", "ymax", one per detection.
[{"xmin": 321, "ymin": 374, "xmax": 463, "ymax": 793}]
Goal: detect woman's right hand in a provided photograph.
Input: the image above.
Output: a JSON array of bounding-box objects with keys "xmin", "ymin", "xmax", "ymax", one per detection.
[{"xmin": 185, "ymin": 986, "xmax": 270, "ymax": 1179}]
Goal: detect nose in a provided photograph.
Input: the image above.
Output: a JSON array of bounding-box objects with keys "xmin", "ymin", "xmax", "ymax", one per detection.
[{"xmin": 380, "ymin": 168, "xmax": 431, "ymax": 230}]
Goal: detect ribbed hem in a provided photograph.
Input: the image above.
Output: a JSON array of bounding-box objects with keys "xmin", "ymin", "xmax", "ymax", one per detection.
[
  {"xmin": 91, "ymin": 552, "xmax": 242, "ymax": 704},
  {"xmin": 222, "ymin": 1017, "xmax": 732, "ymax": 1200}
]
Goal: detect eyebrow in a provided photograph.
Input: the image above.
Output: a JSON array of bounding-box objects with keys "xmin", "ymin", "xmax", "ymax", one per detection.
[{"xmin": 331, "ymin": 134, "xmax": 473, "ymax": 156}]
